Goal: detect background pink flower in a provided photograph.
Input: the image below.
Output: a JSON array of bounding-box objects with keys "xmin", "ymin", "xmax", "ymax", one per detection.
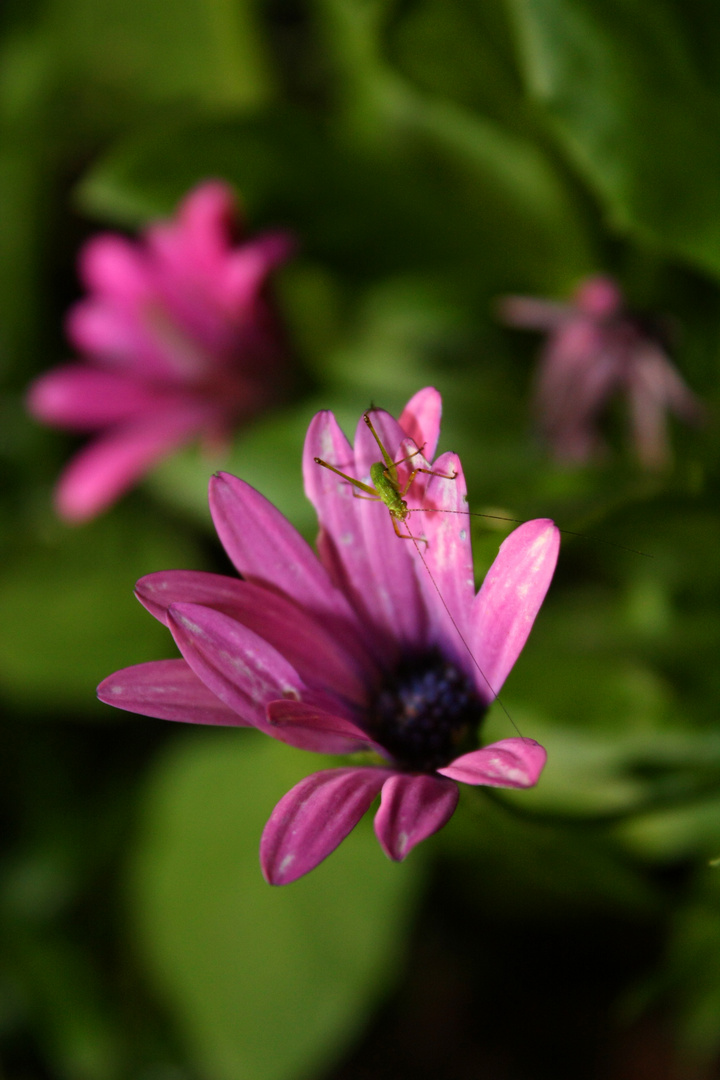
[
  {"xmin": 500, "ymin": 275, "xmax": 704, "ymax": 468},
  {"xmin": 98, "ymin": 389, "xmax": 559, "ymax": 884},
  {"xmin": 27, "ymin": 181, "xmax": 295, "ymax": 521}
]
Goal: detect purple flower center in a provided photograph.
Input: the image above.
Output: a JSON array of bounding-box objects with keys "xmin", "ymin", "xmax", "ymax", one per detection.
[{"xmin": 371, "ymin": 650, "xmax": 485, "ymax": 772}]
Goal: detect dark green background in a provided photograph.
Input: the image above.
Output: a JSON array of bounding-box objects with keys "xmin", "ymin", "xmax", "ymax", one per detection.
[{"xmin": 2, "ymin": 1, "xmax": 720, "ymax": 1077}]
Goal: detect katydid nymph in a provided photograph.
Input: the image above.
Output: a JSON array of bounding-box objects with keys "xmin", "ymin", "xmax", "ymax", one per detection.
[{"xmin": 314, "ymin": 410, "xmax": 458, "ymax": 542}]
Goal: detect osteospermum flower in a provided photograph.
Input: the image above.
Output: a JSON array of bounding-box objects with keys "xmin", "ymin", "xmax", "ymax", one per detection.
[
  {"xmin": 98, "ymin": 388, "xmax": 559, "ymax": 884},
  {"xmin": 27, "ymin": 180, "xmax": 294, "ymax": 521},
  {"xmin": 500, "ymin": 275, "xmax": 703, "ymax": 468}
]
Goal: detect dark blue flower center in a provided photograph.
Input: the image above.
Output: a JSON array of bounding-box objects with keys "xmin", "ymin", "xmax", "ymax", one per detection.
[{"xmin": 370, "ymin": 650, "xmax": 486, "ymax": 772}]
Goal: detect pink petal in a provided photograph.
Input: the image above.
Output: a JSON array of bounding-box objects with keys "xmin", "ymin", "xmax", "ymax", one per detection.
[
  {"xmin": 353, "ymin": 406, "xmax": 409, "ymax": 486},
  {"xmin": 135, "ymin": 570, "xmax": 375, "ymax": 703},
  {"xmin": 408, "ymin": 451, "xmax": 475, "ymax": 669},
  {"xmin": 302, "ymin": 411, "xmax": 392, "ymax": 656},
  {"xmin": 67, "ymin": 299, "xmax": 199, "ymax": 382},
  {"xmin": 374, "ymin": 772, "xmax": 459, "ymax": 861},
  {"xmin": 97, "ymin": 659, "xmax": 244, "ymax": 726},
  {"xmin": 536, "ymin": 326, "xmax": 620, "ymax": 437},
  {"xmin": 398, "ymin": 386, "xmax": 442, "ymax": 462},
  {"xmin": 574, "ymin": 276, "xmax": 623, "ymax": 318},
  {"xmin": 146, "ymin": 182, "xmax": 234, "ymax": 281},
  {"xmin": 77, "ymin": 234, "xmax": 153, "ymax": 300},
  {"xmin": 145, "ymin": 184, "xmax": 245, "ymax": 354},
  {"xmin": 353, "ymin": 409, "xmax": 428, "ymax": 649},
  {"xmin": 166, "ymin": 602, "xmax": 304, "ymax": 731},
  {"xmin": 166, "ymin": 602, "xmax": 356, "ymax": 754},
  {"xmin": 438, "ymin": 737, "xmax": 547, "ymax": 788},
  {"xmin": 469, "ymin": 519, "xmax": 560, "ymax": 703},
  {"xmin": 626, "ymin": 345, "xmax": 704, "ymax": 469},
  {"xmin": 67, "ymin": 301, "xmax": 150, "ymax": 371},
  {"xmin": 54, "ymin": 403, "xmax": 211, "ymax": 522},
  {"xmin": 27, "ymin": 365, "xmax": 163, "ymax": 430},
  {"xmin": 267, "ymin": 700, "xmax": 374, "ymax": 755},
  {"xmin": 146, "ymin": 250, "xmax": 234, "ymax": 362},
  {"xmin": 260, "ymin": 767, "xmax": 389, "ymax": 885},
  {"xmin": 220, "ymin": 231, "xmax": 296, "ymax": 313},
  {"xmin": 177, "ymin": 180, "xmax": 237, "ymax": 257},
  {"xmin": 498, "ymin": 296, "xmax": 572, "ymax": 330},
  {"xmin": 208, "ymin": 473, "xmax": 368, "ymax": 657}
]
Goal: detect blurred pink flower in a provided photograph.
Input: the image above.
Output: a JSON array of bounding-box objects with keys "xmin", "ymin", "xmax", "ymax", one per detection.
[
  {"xmin": 98, "ymin": 388, "xmax": 559, "ymax": 885},
  {"xmin": 27, "ymin": 181, "xmax": 294, "ymax": 521},
  {"xmin": 500, "ymin": 276, "xmax": 703, "ymax": 468}
]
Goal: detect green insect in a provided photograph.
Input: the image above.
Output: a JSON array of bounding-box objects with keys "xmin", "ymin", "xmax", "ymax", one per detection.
[
  {"xmin": 316, "ymin": 409, "xmax": 651, "ymax": 561},
  {"xmin": 314, "ymin": 410, "xmax": 458, "ymax": 541}
]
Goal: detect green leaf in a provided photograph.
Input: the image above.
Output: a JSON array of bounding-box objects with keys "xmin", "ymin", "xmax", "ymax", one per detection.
[
  {"xmin": 131, "ymin": 731, "xmax": 422, "ymax": 1080},
  {"xmin": 75, "ymin": 109, "xmax": 459, "ymax": 272},
  {"xmin": 45, "ymin": 0, "xmax": 273, "ymax": 109},
  {"xmin": 508, "ymin": 0, "xmax": 720, "ymax": 277},
  {"xmin": 391, "ymin": 0, "xmax": 525, "ymax": 123},
  {"xmin": 77, "ymin": 101, "xmax": 592, "ymax": 292},
  {"xmin": 315, "ymin": 0, "xmax": 595, "ymax": 287}
]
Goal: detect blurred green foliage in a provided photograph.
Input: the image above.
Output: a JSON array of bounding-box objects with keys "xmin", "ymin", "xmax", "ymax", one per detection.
[
  {"xmin": 133, "ymin": 733, "xmax": 421, "ymax": 1080},
  {"xmin": 2, "ymin": 0, "xmax": 720, "ymax": 1077}
]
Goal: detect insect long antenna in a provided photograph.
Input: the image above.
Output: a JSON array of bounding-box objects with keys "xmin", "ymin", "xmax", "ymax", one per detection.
[
  {"xmin": 404, "ymin": 523, "xmax": 526, "ymax": 740},
  {"xmin": 411, "ymin": 507, "xmax": 652, "ymax": 558}
]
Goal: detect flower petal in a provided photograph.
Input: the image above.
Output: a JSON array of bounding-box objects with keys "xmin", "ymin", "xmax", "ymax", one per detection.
[
  {"xmin": 167, "ymin": 602, "xmax": 304, "ymax": 729},
  {"xmin": 438, "ymin": 737, "xmax": 547, "ymax": 788},
  {"xmin": 97, "ymin": 659, "xmax": 244, "ymax": 725},
  {"xmin": 498, "ymin": 296, "xmax": 572, "ymax": 330},
  {"xmin": 374, "ymin": 773, "xmax": 459, "ymax": 861},
  {"xmin": 208, "ymin": 472, "xmax": 368, "ymax": 658},
  {"xmin": 469, "ymin": 519, "xmax": 560, "ymax": 703},
  {"xmin": 221, "ymin": 231, "xmax": 295, "ymax": 313},
  {"xmin": 166, "ymin": 602, "xmax": 356, "ymax": 753},
  {"xmin": 175, "ymin": 179, "xmax": 236, "ymax": 260},
  {"xmin": 54, "ymin": 404, "xmax": 210, "ymax": 522},
  {"xmin": 66, "ymin": 300, "xmax": 161, "ymax": 375},
  {"xmin": 409, "ymin": 452, "xmax": 475, "ymax": 669},
  {"xmin": 78, "ymin": 234, "xmax": 153, "ymax": 300},
  {"xmin": 353, "ymin": 406, "xmax": 409, "ymax": 487},
  {"xmin": 267, "ymin": 700, "xmax": 374, "ymax": 755},
  {"xmin": 136, "ymin": 570, "xmax": 375, "ymax": 703},
  {"xmin": 260, "ymin": 767, "xmax": 389, "ymax": 885},
  {"xmin": 303, "ymin": 410, "xmax": 393, "ymax": 656},
  {"xmin": 353, "ymin": 409, "xmax": 428, "ymax": 649},
  {"xmin": 26, "ymin": 365, "xmax": 162, "ymax": 430},
  {"xmin": 398, "ymin": 386, "xmax": 442, "ymax": 462}
]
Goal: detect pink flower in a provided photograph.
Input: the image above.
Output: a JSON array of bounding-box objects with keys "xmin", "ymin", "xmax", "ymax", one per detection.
[
  {"xmin": 27, "ymin": 181, "xmax": 294, "ymax": 521},
  {"xmin": 500, "ymin": 275, "xmax": 704, "ymax": 468},
  {"xmin": 98, "ymin": 388, "xmax": 559, "ymax": 884}
]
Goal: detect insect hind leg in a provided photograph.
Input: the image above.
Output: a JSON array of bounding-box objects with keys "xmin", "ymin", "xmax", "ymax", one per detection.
[{"xmin": 390, "ymin": 514, "xmax": 428, "ymax": 545}]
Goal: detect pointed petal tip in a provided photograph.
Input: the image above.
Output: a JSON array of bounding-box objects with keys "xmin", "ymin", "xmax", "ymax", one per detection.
[
  {"xmin": 375, "ymin": 772, "xmax": 458, "ymax": 862},
  {"xmin": 96, "ymin": 672, "xmax": 119, "ymax": 704},
  {"xmin": 438, "ymin": 737, "xmax": 547, "ymax": 789},
  {"xmin": 260, "ymin": 768, "xmax": 387, "ymax": 884},
  {"xmin": 265, "ymin": 700, "xmax": 374, "ymax": 756},
  {"xmin": 469, "ymin": 518, "xmax": 560, "ymax": 701},
  {"xmin": 209, "ymin": 468, "xmax": 235, "ymax": 491},
  {"xmin": 516, "ymin": 516, "xmax": 559, "ymax": 542},
  {"xmin": 398, "ymin": 387, "xmax": 443, "ymax": 461}
]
